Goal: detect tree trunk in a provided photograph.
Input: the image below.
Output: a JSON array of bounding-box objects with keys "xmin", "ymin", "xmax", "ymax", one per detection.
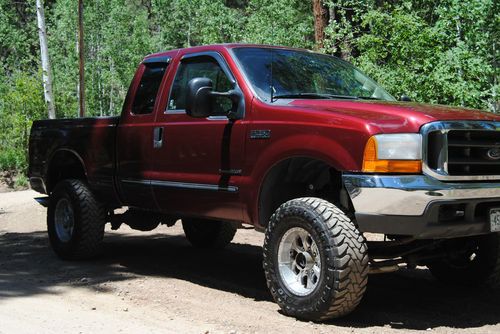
[
  {"xmin": 108, "ymin": 60, "xmax": 114, "ymax": 115},
  {"xmin": 312, "ymin": 0, "xmax": 328, "ymax": 50},
  {"xmin": 36, "ymin": 0, "xmax": 56, "ymax": 119}
]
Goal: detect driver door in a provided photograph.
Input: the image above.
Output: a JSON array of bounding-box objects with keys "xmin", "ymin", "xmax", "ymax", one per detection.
[{"xmin": 150, "ymin": 53, "xmax": 246, "ymax": 221}]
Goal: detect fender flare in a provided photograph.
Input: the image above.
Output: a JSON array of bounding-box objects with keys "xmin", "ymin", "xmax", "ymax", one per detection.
[{"xmin": 45, "ymin": 148, "xmax": 87, "ymax": 191}]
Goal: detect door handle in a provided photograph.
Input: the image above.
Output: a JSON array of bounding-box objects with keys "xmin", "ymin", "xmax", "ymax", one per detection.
[{"xmin": 153, "ymin": 127, "xmax": 164, "ymax": 149}]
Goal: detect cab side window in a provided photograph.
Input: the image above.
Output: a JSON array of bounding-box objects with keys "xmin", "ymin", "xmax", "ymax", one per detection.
[
  {"xmin": 132, "ymin": 63, "xmax": 167, "ymax": 115},
  {"xmin": 168, "ymin": 57, "xmax": 233, "ymax": 115}
]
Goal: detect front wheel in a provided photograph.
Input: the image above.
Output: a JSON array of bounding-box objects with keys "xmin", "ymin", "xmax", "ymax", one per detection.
[
  {"xmin": 47, "ymin": 179, "xmax": 106, "ymax": 260},
  {"xmin": 428, "ymin": 233, "xmax": 500, "ymax": 288},
  {"xmin": 263, "ymin": 197, "xmax": 369, "ymax": 321}
]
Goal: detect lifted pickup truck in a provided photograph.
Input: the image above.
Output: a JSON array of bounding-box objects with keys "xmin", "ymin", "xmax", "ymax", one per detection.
[{"xmin": 29, "ymin": 44, "xmax": 500, "ymax": 321}]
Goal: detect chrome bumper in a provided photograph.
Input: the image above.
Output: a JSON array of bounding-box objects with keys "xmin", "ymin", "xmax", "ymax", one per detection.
[
  {"xmin": 343, "ymin": 174, "xmax": 500, "ymax": 216},
  {"xmin": 343, "ymin": 173, "xmax": 500, "ymax": 238}
]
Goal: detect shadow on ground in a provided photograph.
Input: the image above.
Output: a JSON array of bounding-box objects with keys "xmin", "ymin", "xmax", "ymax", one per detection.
[
  {"xmin": 0, "ymin": 230, "xmax": 499, "ymax": 330},
  {"xmin": 0, "ymin": 230, "xmax": 269, "ymax": 301}
]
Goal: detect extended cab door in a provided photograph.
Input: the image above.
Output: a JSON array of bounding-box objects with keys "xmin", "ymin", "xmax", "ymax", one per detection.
[
  {"xmin": 150, "ymin": 52, "xmax": 246, "ymax": 221},
  {"xmin": 116, "ymin": 56, "xmax": 171, "ymax": 208}
]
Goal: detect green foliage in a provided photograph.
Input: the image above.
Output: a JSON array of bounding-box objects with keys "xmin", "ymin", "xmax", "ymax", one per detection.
[
  {"xmin": 0, "ymin": 0, "xmax": 39, "ymax": 72},
  {"xmin": 243, "ymin": 0, "xmax": 314, "ymax": 48},
  {"xmin": 153, "ymin": 0, "xmax": 244, "ymax": 48},
  {"xmin": 13, "ymin": 173, "xmax": 29, "ymax": 188},
  {"xmin": 322, "ymin": 0, "xmax": 374, "ymax": 59},
  {"xmin": 352, "ymin": 0, "xmax": 498, "ymax": 110},
  {"xmin": 0, "ymin": 71, "xmax": 45, "ymax": 171},
  {"xmin": 0, "ymin": 148, "xmax": 26, "ymax": 171},
  {"xmin": 355, "ymin": 7, "xmax": 443, "ymax": 102}
]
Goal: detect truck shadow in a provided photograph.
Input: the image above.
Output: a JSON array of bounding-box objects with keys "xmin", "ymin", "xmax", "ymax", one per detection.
[
  {"xmin": 0, "ymin": 230, "xmax": 499, "ymax": 330},
  {"xmin": 333, "ymin": 270, "xmax": 500, "ymax": 330},
  {"xmin": 0, "ymin": 230, "xmax": 269, "ymax": 302}
]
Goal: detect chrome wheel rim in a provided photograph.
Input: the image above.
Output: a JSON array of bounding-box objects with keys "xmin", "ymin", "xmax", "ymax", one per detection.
[
  {"xmin": 54, "ymin": 198, "xmax": 75, "ymax": 242},
  {"xmin": 277, "ymin": 227, "xmax": 321, "ymax": 296}
]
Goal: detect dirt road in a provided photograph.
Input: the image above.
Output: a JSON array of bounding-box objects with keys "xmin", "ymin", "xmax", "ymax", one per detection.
[{"xmin": 1, "ymin": 190, "xmax": 499, "ymax": 333}]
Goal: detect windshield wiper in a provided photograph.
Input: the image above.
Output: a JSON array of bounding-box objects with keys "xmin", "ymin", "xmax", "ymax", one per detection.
[
  {"xmin": 272, "ymin": 93, "xmax": 359, "ymax": 102},
  {"xmin": 356, "ymin": 96, "xmax": 382, "ymax": 100}
]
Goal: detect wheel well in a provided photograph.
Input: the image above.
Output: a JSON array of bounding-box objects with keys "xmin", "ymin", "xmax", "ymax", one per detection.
[
  {"xmin": 258, "ymin": 157, "xmax": 353, "ymax": 228},
  {"xmin": 46, "ymin": 150, "xmax": 86, "ymax": 193}
]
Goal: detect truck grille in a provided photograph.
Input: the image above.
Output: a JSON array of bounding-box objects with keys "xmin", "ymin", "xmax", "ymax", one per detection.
[
  {"xmin": 447, "ymin": 130, "xmax": 500, "ymax": 176},
  {"xmin": 423, "ymin": 121, "xmax": 500, "ymax": 180}
]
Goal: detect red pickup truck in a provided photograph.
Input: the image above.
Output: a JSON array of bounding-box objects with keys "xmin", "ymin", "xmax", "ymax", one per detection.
[{"xmin": 29, "ymin": 44, "xmax": 500, "ymax": 321}]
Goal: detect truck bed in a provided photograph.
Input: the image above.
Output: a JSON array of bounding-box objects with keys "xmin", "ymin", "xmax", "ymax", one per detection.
[{"xmin": 28, "ymin": 116, "xmax": 120, "ymax": 205}]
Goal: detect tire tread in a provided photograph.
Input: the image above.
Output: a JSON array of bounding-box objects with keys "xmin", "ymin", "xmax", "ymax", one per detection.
[
  {"xmin": 48, "ymin": 179, "xmax": 105, "ymax": 260},
  {"xmin": 263, "ymin": 197, "xmax": 369, "ymax": 321}
]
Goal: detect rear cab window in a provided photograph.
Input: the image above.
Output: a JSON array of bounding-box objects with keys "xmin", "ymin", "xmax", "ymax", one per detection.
[{"xmin": 132, "ymin": 63, "xmax": 168, "ymax": 115}]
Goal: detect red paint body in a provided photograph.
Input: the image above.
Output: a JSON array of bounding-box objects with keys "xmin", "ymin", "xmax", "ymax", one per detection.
[{"xmin": 28, "ymin": 44, "xmax": 500, "ymax": 228}]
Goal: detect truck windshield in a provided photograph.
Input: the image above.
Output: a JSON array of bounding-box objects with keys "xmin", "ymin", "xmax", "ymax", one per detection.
[{"xmin": 232, "ymin": 47, "xmax": 395, "ymax": 103}]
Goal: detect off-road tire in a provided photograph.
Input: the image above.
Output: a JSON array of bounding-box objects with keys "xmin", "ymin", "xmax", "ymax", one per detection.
[
  {"xmin": 182, "ymin": 218, "xmax": 237, "ymax": 249},
  {"xmin": 263, "ymin": 197, "xmax": 369, "ymax": 321},
  {"xmin": 428, "ymin": 233, "xmax": 500, "ymax": 288},
  {"xmin": 47, "ymin": 179, "xmax": 106, "ymax": 260}
]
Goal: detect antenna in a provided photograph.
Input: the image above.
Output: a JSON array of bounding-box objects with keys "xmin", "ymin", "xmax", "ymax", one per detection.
[{"xmin": 270, "ymin": 13, "xmax": 275, "ymax": 103}]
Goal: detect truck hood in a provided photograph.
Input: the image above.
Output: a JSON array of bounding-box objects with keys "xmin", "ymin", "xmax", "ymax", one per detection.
[{"xmin": 288, "ymin": 99, "xmax": 500, "ymax": 133}]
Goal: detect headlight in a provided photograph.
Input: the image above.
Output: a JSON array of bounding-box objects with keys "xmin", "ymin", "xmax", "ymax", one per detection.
[{"xmin": 362, "ymin": 134, "xmax": 422, "ymax": 173}]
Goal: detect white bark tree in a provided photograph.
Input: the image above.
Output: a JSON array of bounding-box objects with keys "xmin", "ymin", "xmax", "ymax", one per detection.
[{"xmin": 36, "ymin": 0, "xmax": 56, "ymax": 119}]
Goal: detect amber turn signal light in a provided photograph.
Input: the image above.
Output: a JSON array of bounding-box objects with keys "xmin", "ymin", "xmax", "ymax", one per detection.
[{"xmin": 362, "ymin": 136, "xmax": 422, "ymax": 173}]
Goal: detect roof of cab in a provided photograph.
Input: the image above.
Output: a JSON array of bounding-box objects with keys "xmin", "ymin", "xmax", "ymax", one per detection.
[{"xmin": 142, "ymin": 43, "xmax": 311, "ymax": 61}]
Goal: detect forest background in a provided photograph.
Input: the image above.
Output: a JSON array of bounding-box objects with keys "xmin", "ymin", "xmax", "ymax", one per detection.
[{"xmin": 0, "ymin": 0, "xmax": 498, "ymax": 186}]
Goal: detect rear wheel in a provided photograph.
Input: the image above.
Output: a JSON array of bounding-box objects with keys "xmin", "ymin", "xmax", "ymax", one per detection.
[
  {"xmin": 47, "ymin": 179, "xmax": 106, "ymax": 260},
  {"xmin": 263, "ymin": 197, "xmax": 369, "ymax": 321},
  {"xmin": 428, "ymin": 233, "xmax": 500, "ymax": 288},
  {"xmin": 182, "ymin": 218, "xmax": 237, "ymax": 249}
]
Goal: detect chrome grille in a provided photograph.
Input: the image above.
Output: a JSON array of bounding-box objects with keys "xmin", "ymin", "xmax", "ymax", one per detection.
[{"xmin": 422, "ymin": 121, "xmax": 500, "ymax": 181}]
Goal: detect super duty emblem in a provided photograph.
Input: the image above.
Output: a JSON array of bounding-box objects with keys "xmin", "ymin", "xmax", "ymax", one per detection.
[{"xmin": 250, "ymin": 129, "xmax": 271, "ymax": 139}]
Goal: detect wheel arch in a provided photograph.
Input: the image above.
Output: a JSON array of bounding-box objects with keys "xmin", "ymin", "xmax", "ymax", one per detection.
[
  {"xmin": 255, "ymin": 154, "xmax": 354, "ymax": 229},
  {"xmin": 46, "ymin": 148, "xmax": 87, "ymax": 193}
]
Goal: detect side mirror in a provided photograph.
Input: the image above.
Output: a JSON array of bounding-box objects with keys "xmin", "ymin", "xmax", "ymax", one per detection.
[
  {"xmin": 399, "ymin": 94, "xmax": 411, "ymax": 102},
  {"xmin": 185, "ymin": 77, "xmax": 214, "ymax": 118},
  {"xmin": 185, "ymin": 77, "xmax": 245, "ymax": 120}
]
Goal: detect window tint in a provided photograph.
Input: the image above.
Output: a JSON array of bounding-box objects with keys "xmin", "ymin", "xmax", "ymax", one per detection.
[
  {"xmin": 132, "ymin": 63, "xmax": 167, "ymax": 115},
  {"xmin": 168, "ymin": 57, "xmax": 233, "ymax": 115}
]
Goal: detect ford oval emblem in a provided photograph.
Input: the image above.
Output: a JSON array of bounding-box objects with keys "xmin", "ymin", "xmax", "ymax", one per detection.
[{"xmin": 487, "ymin": 147, "xmax": 500, "ymax": 160}]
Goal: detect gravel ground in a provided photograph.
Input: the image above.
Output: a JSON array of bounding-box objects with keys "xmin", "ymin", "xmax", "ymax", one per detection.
[{"xmin": 1, "ymin": 190, "xmax": 500, "ymax": 333}]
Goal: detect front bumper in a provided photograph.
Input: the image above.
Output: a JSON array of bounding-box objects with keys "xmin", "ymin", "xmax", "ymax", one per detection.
[{"xmin": 343, "ymin": 173, "xmax": 500, "ymax": 239}]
